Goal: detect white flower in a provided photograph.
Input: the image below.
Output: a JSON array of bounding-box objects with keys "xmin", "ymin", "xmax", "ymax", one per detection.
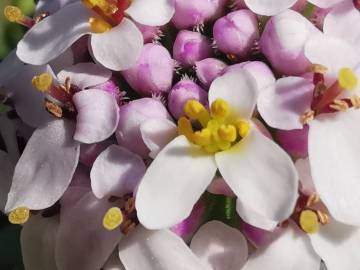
[{"xmin": 136, "ymin": 69, "xmax": 299, "ymax": 231}]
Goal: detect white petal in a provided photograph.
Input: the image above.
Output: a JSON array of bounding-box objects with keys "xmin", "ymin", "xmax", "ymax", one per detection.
[
  {"xmin": 304, "ymin": 35, "xmax": 360, "ymax": 78},
  {"xmin": 0, "ymin": 151, "xmax": 15, "ymax": 212},
  {"xmin": 309, "ymin": 110, "xmax": 360, "ymax": 225},
  {"xmin": 126, "ymin": 0, "xmax": 175, "ymax": 26},
  {"xmin": 17, "ymin": 2, "xmax": 91, "ymax": 65},
  {"xmin": 56, "ymin": 192, "xmax": 123, "ymax": 270},
  {"xmin": 296, "ymin": 158, "xmax": 316, "ymax": 196},
  {"xmin": 0, "ymin": 50, "xmax": 24, "ymax": 87},
  {"xmin": 118, "ymin": 226, "xmax": 211, "ymax": 270},
  {"xmin": 90, "ymin": 145, "xmax": 146, "ymax": 199},
  {"xmin": 242, "ymin": 223, "xmax": 320, "ymax": 270},
  {"xmin": 244, "ymin": 0, "xmax": 297, "ymax": 16},
  {"xmin": 57, "ymin": 62, "xmax": 112, "ymax": 89},
  {"xmin": 90, "ymin": 18, "xmax": 143, "ymax": 71},
  {"xmin": 136, "ymin": 136, "xmax": 217, "ymax": 229},
  {"xmin": 323, "ymin": 1, "xmax": 360, "ymax": 49},
  {"xmin": 310, "ymin": 220, "xmax": 360, "ymax": 270},
  {"xmin": 103, "ymin": 251, "xmax": 125, "ymax": 270},
  {"xmin": 307, "ymin": 0, "xmax": 343, "ymax": 8},
  {"xmin": 140, "ymin": 118, "xmax": 178, "ymax": 159},
  {"xmin": 5, "ymin": 120, "xmax": 80, "ymax": 212},
  {"xmin": 21, "ymin": 215, "xmax": 59, "ymax": 270},
  {"xmin": 49, "ymin": 48, "xmax": 74, "ymax": 75},
  {"xmin": 258, "ymin": 76, "xmax": 314, "ymax": 130},
  {"xmin": 208, "ymin": 69, "xmax": 257, "ymax": 120},
  {"xmin": 190, "ymin": 221, "xmax": 248, "ymax": 270},
  {"xmin": 73, "ymin": 89, "xmax": 119, "ymax": 144},
  {"xmin": 35, "ymin": 0, "xmax": 79, "ymax": 15},
  {"xmin": 215, "ymin": 127, "xmax": 298, "ymax": 230}
]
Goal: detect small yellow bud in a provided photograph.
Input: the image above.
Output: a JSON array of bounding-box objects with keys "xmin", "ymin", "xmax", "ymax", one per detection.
[
  {"xmin": 236, "ymin": 119, "xmax": 250, "ymax": 138},
  {"xmin": 89, "ymin": 17, "xmax": 112, "ymax": 33},
  {"xmin": 299, "ymin": 210, "xmax": 319, "ymax": 234},
  {"xmin": 32, "ymin": 73, "xmax": 53, "ymax": 92},
  {"xmin": 211, "ymin": 99, "xmax": 230, "ymax": 119},
  {"xmin": 8, "ymin": 207, "xmax": 30, "ymax": 225},
  {"xmin": 338, "ymin": 67, "xmax": 358, "ymax": 91},
  {"xmin": 103, "ymin": 207, "xmax": 123, "ymax": 231},
  {"xmin": 193, "ymin": 128, "xmax": 212, "ymax": 146},
  {"xmin": 183, "ymin": 100, "xmax": 210, "ymax": 127},
  {"xmin": 4, "ymin": 6, "xmax": 23, "ymax": 22}
]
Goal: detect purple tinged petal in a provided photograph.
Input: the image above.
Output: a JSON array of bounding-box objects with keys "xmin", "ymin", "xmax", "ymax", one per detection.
[
  {"xmin": 168, "ymin": 79, "xmax": 208, "ymax": 119},
  {"xmin": 276, "ymin": 125, "xmax": 309, "ymax": 159},
  {"xmin": 56, "ymin": 192, "xmax": 123, "ymax": 270},
  {"xmin": 73, "ymin": 89, "xmax": 119, "ymax": 144},
  {"xmin": 173, "ymin": 30, "xmax": 212, "ymax": 66},
  {"xmin": 195, "ymin": 58, "xmax": 227, "ymax": 88},
  {"xmin": 79, "ymin": 141, "xmax": 113, "ymax": 167},
  {"xmin": 213, "ymin": 10, "xmax": 259, "ymax": 58},
  {"xmin": 133, "ymin": 21, "xmax": 161, "ymax": 43},
  {"xmin": 90, "ymin": 145, "xmax": 146, "ymax": 199},
  {"xmin": 121, "ymin": 43, "xmax": 174, "ymax": 96},
  {"xmin": 116, "ymin": 98, "xmax": 172, "ymax": 158},
  {"xmin": 5, "ymin": 120, "xmax": 80, "ymax": 212}
]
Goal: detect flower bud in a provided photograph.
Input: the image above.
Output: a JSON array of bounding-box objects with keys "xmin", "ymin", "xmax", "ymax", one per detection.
[
  {"xmin": 213, "ymin": 10, "xmax": 259, "ymax": 59},
  {"xmin": 172, "ymin": 0, "xmax": 226, "ymax": 29},
  {"xmin": 195, "ymin": 58, "xmax": 227, "ymax": 88},
  {"xmin": 276, "ymin": 125, "xmax": 309, "ymax": 159},
  {"xmin": 173, "ymin": 30, "xmax": 212, "ymax": 66},
  {"xmin": 168, "ymin": 79, "xmax": 208, "ymax": 119},
  {"xmin": 134, "ymin": 21, "xmax": 162, "ymax": 43},
  {"xmin": 260, "ymin": 10, "xmax": 321, "ymax": 75},
  {"xmin": 116, "ymin": 98, "xmax": 172, "ymax": 158},
  {"xmin": 121, "ymin": 44, "xmax": 174, "ymax": 97}
]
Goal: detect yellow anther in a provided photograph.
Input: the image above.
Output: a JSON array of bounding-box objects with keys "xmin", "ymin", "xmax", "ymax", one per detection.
[
  {"xmin": 89, "ymin": 17, "xmax": 112, "ymax": 33},
  {"xmin": 309, "ymin": 64, "xmax": 328, "ymax": 74},
  {"xmin": 236, "ymin": 119, "xmax": 250, "ymax": 138},
  {"xmin": 211, "ymin": 99, "xmax": 230, "ymax": 119},
  {"xmin": 184, "ymin": 100, "xmax": 210, "ymax": 127},
  {"xmin": 218, "ymin": 124, "xmax": 237, "ymax": 142},
  {"xmin": 32, "ymin": 73, "xmax": 53, "ymax": 92},
  {"xmin": 299, "ymin": 210, "xmax": 319, "ymax": 234},
  {"xmin": 82, "ymin": 0, "xmax": 118, "ymax": 15},
  {"xmin": 8, "ymin": 207, "xmax": 30, "ymax": 225},
  {"xmin": 178, "ymin": 117, "xmax": 194, "ymax": 142},
  {"xmin": 103, "ymin": 207, "xmax": 123, "ymax": 231},
  {"xmin": 193, "ymin": 128, "xmax": 212, "ymax": 146},
  {"xmin": 204, "ymin": 144, "xmax": 219, "ymax": 153},
  {"xmin": 338, "ymin": 67, "xmax": 358, "ymax": 91},
  {"xmin": 4, "ymin": 5, "xmax": 23, "ymax": 22}
]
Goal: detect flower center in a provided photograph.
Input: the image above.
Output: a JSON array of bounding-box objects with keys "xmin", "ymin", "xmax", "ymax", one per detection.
[
  {"xmin": 81, "ymin": 0, "xmax": 131, "ymax": 33},
  {"xmin": 178, "ymin": 99, "xmax": 250, "ymax": 153},
  {"xmin": 8, "ymin": 207, "xmax": 30, "ymax": 225}
]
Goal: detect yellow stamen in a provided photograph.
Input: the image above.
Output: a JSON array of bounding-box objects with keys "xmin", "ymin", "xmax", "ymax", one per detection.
[
  {"xmin": 338, "ymin": 67, "xmax": 358, "ymax": 91},
  {"xmin": 82, "ymin": 0, "xmax": 118, "ymax": 15},
  {"xmin": 211, "ymin": 99, "xmax": 230, "ymax": 119},
  {"xmin": 8, "ymin": 207, "xmax": 30, "ymax": 225},
  {"xmin": 299, "ymin": 210, "xmax": 319, "ymax": 234},
  {"xmin": 89, "ymin": 17, "xmax": 112, "ymax": 33},
  {"xmin": 306, "ymin": 193, "xmax": 320, "ymax": 208},
  {"xmin": 103, "ymin": 207, "xmax": 123, "ymax": 231},
  {"xmin": 236, "ymin": 119, "xmax": 250, "ymax": 138},
  {"xmin": 4, "ymin": 5, "xmax": 23, "ymax": 22},
  {"xmin": 215, "ymin": 140, "xmax": 231, "ymax": 151},
  {"xmin": 178, "ymin": 117, "xmax": 194, "ymax": 142},
  {"xmin": 204, "ymin": 144, "xmax": 219, "ymax": 153},
  {"xmin": 184, "ymin": 100, "xmax": 210, "ymax": 127},
  {"xmin": 330, "ymin": 99, "xmax": 349, "ymax": 112},
  {"xmin": 32, "ymin": 73, "xmax": 53, "ymax": 92},
  {"xmin": 300, "ymin": 110, "xmax": 315, "ymax": 125},
  {"xmin": 218, "ymin": 124, "xmax": 237, "ymax": 142},
  {"xmin": 193, "ymin": 128, "xmax": 212, "ymax": 146},
  {"xmin": 309, "ymin": 64, "xmax": 328, "ymax": 74},
  {"xmin": 351, "ymin": 95, "xmax": 360, "ymax": 109},
  {"xmin": 316, "ymin": 210, "xmax": 330, "ymax": 225}
]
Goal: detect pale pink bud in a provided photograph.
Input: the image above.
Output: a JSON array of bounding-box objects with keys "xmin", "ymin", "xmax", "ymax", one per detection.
[
  {"xmin": 134, "ymin": 21, "xmax": 162, "ymax": 43},
  {"xmin": 195, "ymin": 58, "xmax": 227, "ymax": 88}
]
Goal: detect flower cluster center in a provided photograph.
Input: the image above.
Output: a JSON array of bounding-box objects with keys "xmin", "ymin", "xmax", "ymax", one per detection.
[
  {"xmin": 178, "ymin": 99, "xmax": 250, "ymax": 153},
  {"xmin": 81, "ymin": 0, "xmax": 130, "ymax": 33}
]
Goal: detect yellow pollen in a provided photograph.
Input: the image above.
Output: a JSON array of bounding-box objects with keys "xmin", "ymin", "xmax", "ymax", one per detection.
[
  {"xmin": 32, "ymin": 73, "xmax": 53, "ymax": 92},
  {"xmin": 4, "ymin": 5, "xmax": 23, "ymax": 22},
  {"xmin": 236, "ymin": 120, "xmax": 250, "ymax": 138},
  {"xmin": 178, "ymin": 117, "xmax": 195, "ymax": 142},
  {"xmin": 89, "ymin": 17, "xmax": 112, "ymax": 33},
  {"xmin": 184, "ymin": 100, "xmax": 210, "ymax": 127},
  {"xmin": 299, "ymin": 210, "xmax": 319, "ymax": 234},
  {"xmin": 103, "ymin": 207, "xmax": 123, "ymax": 231},
  {"xmin": 8, "ymin": 207, "xmax": 30, "ymax": 225},
  {"xmin": 211, "ymin": 99, "xmax": 230, "ymax": 119},
  {"xmin": 193, "ymin": 128, "xmax": 212, "ymax": 146},
  {"xmin": 218, "ymin": 125, "xmax": 237, "ymax": 142},
  {"xmin": 338, "ymin": 67, "xmax": 358, "ymax": 91}
]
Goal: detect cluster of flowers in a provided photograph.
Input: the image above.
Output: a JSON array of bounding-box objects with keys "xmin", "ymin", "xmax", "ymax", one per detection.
[{"xmin": 1, "ymin": 0, "xmax": 360, "ymax": 269}]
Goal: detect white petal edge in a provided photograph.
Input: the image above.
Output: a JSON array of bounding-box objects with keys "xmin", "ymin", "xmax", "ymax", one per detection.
[{"xmin": 244, "ymin": 0, "xmax": 297, "ymax": 16}]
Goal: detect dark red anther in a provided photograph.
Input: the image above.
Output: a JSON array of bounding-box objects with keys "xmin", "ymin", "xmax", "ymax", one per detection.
[
  {"xmin": 313, "ymin": 72, "xmax": 324, "ymax": 85},
  {"xmin": 112, "ymin": 0, "xmax": 131, "ymax": 24},
  {"xmin": 353, "ymin": 0, "xmax": 360, "ymax": 10}
]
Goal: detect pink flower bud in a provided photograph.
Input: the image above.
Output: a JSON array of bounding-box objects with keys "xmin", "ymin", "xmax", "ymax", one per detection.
[
  {"xmin": 116, "ymin": 98, "xmax": 172, "ymax": 158},
  {"xmin": 172, "ymin": 0, "xmax": 226, "ymax": 29},
  {"xmin": 276, "ymin": 125, "xmax": 309, "ymax": 159},
  {"xmin": 195, "ymin": 58, "xmax": 227, "ymax": 88},
  {"xmin": 173, "ymin": 30, "xmax": 212, "ymax": 67},
  {"xmin": 168, "ymin": 79, "xmax": 208, "ymax": 119},
  {"xmin": 233, "ymin": 0, "xmax": 247, "ymax": 9},
  {"xmin": 259, "ymin": 10, "xmax": 320, "ymax": 75},
  {"xmin": 134, "ymin": 21, "xmax": 162, "ymax": 43},
  {"xmin": 213, "ymin": 10, "xmax": 259, "ymax": 58},
  {"xmin": 121, "ymin": 44, "xmax": 174, "ymax": 97}
]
